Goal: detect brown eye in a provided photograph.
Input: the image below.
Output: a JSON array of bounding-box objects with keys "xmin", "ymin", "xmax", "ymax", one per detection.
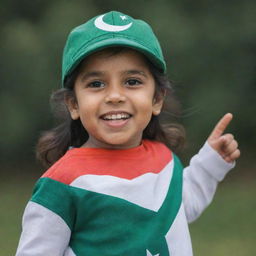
[
  {"xmin": 126, "ymin": 79, "xmax": 142, "ymax": 86},
  {"xmin": 88, "ymin": 81, "xmax": 105, "ymax": 88}
]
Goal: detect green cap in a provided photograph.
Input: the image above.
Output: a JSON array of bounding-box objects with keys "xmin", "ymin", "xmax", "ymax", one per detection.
[{"xmin": 62, "ymin": 11, "xmax": 166, "ymax": 86}]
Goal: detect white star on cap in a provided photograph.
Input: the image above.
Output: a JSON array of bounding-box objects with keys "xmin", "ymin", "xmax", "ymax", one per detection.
[
  {"xmin": 120, "ymin": 15, "xmax": 127, "ymax": 20},
  {"xmin": 146, "ymin": 249, "xmax": 160, "ymax": 256}
]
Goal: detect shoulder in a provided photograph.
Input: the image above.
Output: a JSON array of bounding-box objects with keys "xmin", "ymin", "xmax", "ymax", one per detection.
[
  {"xmin": 140, "ymin": 139, "xmax": 178, "ymax": 170},
  {"xmin": 41, "ymin": 149, "xmax": 88, "ymax": 185},
  {"xmin": 143, "ymin": 139, "xmax": 177, "ymax": 163},
  {"xmin": 144, "ymin": 140, "xmax": 183, "ymax": 170},
  {"xmin": 143, "ymin": 139, "xmax": 172, "ymax": 155}
]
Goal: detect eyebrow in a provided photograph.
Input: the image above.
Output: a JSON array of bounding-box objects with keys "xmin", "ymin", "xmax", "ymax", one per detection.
[
  {"xmin": 124, "ymin": 70, "xmax": 148, "ymax": 78},
  {"xmin": 80, "ymin": 71, "xmax": 105, "ymax": 82},
  {"xmin": 80, "ymin": 69, "xmax": 148, "ymax": 81}
]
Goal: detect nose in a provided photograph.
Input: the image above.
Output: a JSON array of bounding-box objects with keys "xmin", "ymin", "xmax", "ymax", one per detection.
[{"xmin": 104, "ymin": 84, "xmax": 126, "ymax": 104}]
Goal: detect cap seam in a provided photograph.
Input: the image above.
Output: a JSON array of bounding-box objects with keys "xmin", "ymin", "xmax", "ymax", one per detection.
[{"xmin": 111, "ymin": 11, "xmax": 115, "ymax": 25}]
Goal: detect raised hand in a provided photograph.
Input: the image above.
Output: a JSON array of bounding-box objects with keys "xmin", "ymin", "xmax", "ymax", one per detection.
[{"xmin": 207, "ymin": 113, "xmax": 240, "ymax": 163}]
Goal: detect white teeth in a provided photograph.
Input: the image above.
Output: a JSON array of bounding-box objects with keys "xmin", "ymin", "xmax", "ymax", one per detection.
[{"xmin": 103, "ymin": 113, "xmax": 130, "ymax": 120}]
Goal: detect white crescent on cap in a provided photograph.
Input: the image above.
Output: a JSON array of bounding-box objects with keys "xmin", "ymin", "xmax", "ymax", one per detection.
[{"xmin": 94, "ymin": 14, "xmax": 133, "ymax": 32}]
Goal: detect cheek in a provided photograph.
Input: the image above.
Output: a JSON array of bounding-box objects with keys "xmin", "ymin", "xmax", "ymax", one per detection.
[
  {"xmin": 133, "ymin": 95, "xmax": 155, "ymax": 127},
  {"xmin": 75, "ymin": 96, "xmax": 97, "ymax": 122},
  {"xmin": 133, "ymin": 91, "xmax": 155, "ymax": 112}
]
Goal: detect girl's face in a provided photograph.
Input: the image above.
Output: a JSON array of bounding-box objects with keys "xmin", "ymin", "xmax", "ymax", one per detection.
[{"xmin": 67, "ymin": 48, "xmax": 164, "ymax": 149}]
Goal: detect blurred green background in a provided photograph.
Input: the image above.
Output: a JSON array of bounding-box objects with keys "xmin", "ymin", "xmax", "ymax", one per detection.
[{"xmin": 1, "ymin": 0, "xmax": 255, "ymax": 255}]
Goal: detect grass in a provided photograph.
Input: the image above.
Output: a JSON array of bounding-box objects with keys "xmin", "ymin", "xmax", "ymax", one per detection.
[
  {"xmin": 190, "ymin": 180, "xmax": 256, "ymax": 256},
  {"xmin": 1, "ymin": 171, "xmax": 255, "ymax": 256},
  {"xmin": 0, "ymin": 172, "xmax": 38, "ymax": 256}
]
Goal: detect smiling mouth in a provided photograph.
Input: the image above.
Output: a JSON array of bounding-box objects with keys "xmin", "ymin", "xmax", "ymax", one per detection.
[{"xmin": 100, "ymin": 112, "xmax": 132, "ymax": 121}]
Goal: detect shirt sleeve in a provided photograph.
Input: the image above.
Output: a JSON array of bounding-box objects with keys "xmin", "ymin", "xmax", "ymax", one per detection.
[
  {"xmin": 16, "ymin": 201, "xmax": 71, "ymax": 256},
  {"xmin": 182, "ymin": 141, "xmax": 235, "ymax": 223},
  {"xmin": 15, "ymin": 178, "xmax": 75, "ymax": 256}
]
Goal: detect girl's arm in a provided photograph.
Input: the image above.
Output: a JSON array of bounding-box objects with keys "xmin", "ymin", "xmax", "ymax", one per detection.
[
  {"xmin": 15, "ymin": 177, "xmax": 74, "ymax": 256},
  {"xmin": 16, "ymin": 201, "xmax": 71, "ymax": 256},
  {"xmin": 182, "ymin": 113, "xmax": 240, "ymax": 223}
]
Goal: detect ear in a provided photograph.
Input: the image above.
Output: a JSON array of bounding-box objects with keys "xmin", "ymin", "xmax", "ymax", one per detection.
[
  {"xmin": 65, "ymin": 95, "xmax": 80, "ymax": 120},
  {"xmin": 152, "ymin": 90, "xmax": 165, "ymax": 116}
]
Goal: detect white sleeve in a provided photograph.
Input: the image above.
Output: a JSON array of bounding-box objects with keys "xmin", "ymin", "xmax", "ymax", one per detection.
[
  {"xmin": 16, "ymin": 201, "xmax": 71, "ymax": 256},
  {"xmin": 182, "ymin": 142, "xmax": 235, "ymax": 223}
]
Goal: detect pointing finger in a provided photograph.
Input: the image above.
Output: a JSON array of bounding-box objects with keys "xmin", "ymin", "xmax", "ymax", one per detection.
[{"xmin": 208, "ymin": 113, "xmax": 233, "ymax": 141}]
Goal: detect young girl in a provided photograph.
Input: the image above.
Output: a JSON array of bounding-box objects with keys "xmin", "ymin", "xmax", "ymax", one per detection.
[{"xmin": 16, "ymin": 11, "xmax": 240, "ymax": 256}]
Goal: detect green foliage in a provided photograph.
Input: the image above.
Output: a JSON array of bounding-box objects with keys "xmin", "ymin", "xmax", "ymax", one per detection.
[{"xmin": 0, "ymin": 0, "xmax": 255, "ymax": 165}]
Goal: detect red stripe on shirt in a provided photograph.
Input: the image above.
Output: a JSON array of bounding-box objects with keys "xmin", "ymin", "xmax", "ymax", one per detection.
[{"xmin": 42, "ymin": 140, "xmax": 172, "ymax": 184}]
